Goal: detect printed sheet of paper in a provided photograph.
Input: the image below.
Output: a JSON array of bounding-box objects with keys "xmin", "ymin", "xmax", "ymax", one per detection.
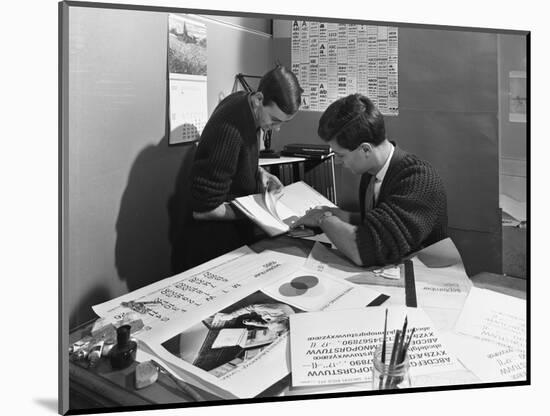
[
  {"xmin": 411, "ymin": 256, "xmax": 472, "ymax": 330},
  {"xmin": 291, "ymin": 20, "xmax": 398, "ymax": 114},
  {"xmin": 408, "ymin": 239, "xmax": 472, "ymax": 331},
  {"xmin": 261, "ymin": 267, "xmax": 385, "ymax": 312},
  {"xmin": 443, "ymin": 332, "xmax": 526, "ymax": 383},
  {"xmin": 305, "ymin": 242, "xmax": 404, "ymax": 288},
  {"xmin": 454, "ymin": 287, "xmax": 526, "ymax": 353},
  {"xmin": 304, "ymin": 242, "xmax": 405, "ymax": 303},
  {"xmin": 289, "ymin": 306, "xmax": 462, "ymax": 387},
  {"xmin": 303, "ymin": 239, "xmax": 472, "ymax": 329},
  {"xmin": 92, "ymin": 247, "xmax": 298, "ymax": 337}
]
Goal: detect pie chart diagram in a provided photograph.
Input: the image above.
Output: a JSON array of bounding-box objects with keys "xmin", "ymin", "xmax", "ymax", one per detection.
[{"xmin": 278, "ymin": 275, "xmax": 323, "ymax": 297}]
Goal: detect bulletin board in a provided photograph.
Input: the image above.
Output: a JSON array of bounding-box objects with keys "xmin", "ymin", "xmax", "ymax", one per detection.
[{"xmin": 291, "ymin": 21, "xmax": 398, "ymax": 115}]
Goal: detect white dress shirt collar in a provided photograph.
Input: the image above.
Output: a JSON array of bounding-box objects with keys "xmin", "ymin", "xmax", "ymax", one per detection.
[{"xmin": 374, "ymin": 143, "xmax": 395, "ymax": 202}]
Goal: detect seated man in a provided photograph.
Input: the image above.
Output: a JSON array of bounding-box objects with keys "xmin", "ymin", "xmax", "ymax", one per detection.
[{"xmin": 293, "ymin": 93, "xmax": 448, "ymax": 267}]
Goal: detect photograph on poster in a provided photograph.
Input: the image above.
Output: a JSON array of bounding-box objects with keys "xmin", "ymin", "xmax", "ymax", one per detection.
[{"xmin": 59, "ymin": 1, "xmax": 529, "ymax": 414}]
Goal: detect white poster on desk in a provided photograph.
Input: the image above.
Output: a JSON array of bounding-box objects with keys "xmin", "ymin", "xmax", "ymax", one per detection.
[
  {"xmin": 138, "ymin": 262, "xmax": 385, "ymax": 399},
  {"xmin": 168, "ymin": 14, "xmax": 208, "ymax": 144},
  {"xmin": 289, "ymin": 306, "xmax": 463, "ymax": 388},
  {"xmin": 92, "ymin": 247, "xmax": 297, "ymax": 336}
]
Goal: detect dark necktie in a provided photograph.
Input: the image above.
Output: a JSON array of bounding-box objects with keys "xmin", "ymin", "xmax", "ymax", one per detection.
[{"xmin": 364, "ymin": 176, "xmax": 376, "ymax": 212}]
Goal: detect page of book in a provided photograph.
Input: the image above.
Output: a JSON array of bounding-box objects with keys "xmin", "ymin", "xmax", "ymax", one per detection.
[
  {"xmin": 278, "ymin": 181, "xmax": 336, "ymax": 217},
  {"xmin": 233, "ymin": 193, "xmax": 293, "ymax": 236},
  {"xmin": 233, "ymin": 181, "xmax": 336, "ymax": 237}
]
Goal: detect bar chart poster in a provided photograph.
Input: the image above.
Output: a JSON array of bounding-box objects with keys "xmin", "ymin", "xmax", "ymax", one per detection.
[{"xmin": 291, "ymin": 21, "xmax": 398, "ymax": 115}]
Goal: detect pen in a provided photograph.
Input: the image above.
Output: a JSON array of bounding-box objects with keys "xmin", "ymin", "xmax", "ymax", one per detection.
[
  {"xmin": 385, "ymin": 330, "xmax": 401, "ymax": 389},
  {"xmin": 398, "ymin": 316, "xmax": 408, "ymax": 364},
  {"xmin": 378, "ymin": 308, "xmax": 389, "ymax": 390},
  {"xmin": 399, "ymin": 327, "xmax": 416, "ymax": 364},
  {"xmin": 382, "ymin": 309, "xmax": 388, "ymax": 364},
  {"xmin": 389, "ymin": 330, "xmax": 401, "ymax": 367}
]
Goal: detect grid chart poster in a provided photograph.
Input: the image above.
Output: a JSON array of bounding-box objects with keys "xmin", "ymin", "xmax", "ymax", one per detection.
[
  {"xmin": 291, "ymin": 21, "xmax": 398, "ymax": 115},
  {"xmin": 168, "ymin": 14, "xmax": 208, "ymax": 144}
]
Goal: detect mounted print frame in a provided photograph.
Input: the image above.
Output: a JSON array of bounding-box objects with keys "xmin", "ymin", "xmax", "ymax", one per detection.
[{"xmin": 59, "ymin": 1, "xmax": 530, "ymax": 415}]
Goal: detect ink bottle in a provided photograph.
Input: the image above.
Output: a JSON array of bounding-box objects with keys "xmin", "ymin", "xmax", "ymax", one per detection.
[
  {"xmin": 372, "ymin": 342, "xmax": 412, "ymax": 390},
  {"xmin": 110, "ymin": 324, "xmax": 137, "ymax": 370}
]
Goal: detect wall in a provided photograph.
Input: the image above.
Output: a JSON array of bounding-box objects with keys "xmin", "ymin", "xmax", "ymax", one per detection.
[
  {"xmin": 65, "ymin": 6, "xmax": 273, "ymax": 329},
  {"xmin": 273, "ymin": 23, "xmax": 501, "ymax": 276}
]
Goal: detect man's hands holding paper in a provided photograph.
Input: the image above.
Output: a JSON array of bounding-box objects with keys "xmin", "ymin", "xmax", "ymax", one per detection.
[{"xmin": 259, "ymin": 167, "xmax": 284, "ymax": 194}]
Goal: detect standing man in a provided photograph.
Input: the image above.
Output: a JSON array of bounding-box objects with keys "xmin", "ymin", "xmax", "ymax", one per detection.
[
  {"xmin": 178, "ymin": 65, "xmax": 302, "ymax": 270},
  {"xmin": 293, "ymin": 94, "xmax": 447, "ymax": 267}
]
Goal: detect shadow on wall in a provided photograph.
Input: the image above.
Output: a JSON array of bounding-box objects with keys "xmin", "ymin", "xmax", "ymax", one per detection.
[
  {"xmin": 69, "ymin": 285, "xmax": 112, "ymax": 329},
  {"xmin": 168, "ymin": 136, "xmax": 197, "ymax": 276},
  {"xmin": 114, "ymin": 126, "xmax": 197, "ymax": 294}
]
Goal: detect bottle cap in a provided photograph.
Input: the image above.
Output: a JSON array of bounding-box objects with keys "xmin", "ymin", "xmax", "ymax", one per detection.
[{"xmin": 116, "ymin": 324, "xmax": 131, "ymax": 345}]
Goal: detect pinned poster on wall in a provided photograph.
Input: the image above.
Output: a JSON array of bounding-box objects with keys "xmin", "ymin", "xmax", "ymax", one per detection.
[
  {"xmin": 509, "ymin": 70, "xmax": 526, "ymax": 123},
  {"xmin": 168, "ymin": 14, "xmax": 208, "ymax": 144},
  {"xmin": 291, "ymin": 21, "xmax": 398, "ymax": 115}
]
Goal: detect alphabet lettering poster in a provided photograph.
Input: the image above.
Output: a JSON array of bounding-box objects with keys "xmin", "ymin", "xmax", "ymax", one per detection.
[{"xmin": 291, "ymin": 21, "xmax": 398, "ymax": 115}]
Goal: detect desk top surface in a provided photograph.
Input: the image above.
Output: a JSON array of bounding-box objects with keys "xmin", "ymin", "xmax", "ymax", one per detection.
[{"xmin": 69, "ymin": 236, "xmax": 526, "ymax": 411}]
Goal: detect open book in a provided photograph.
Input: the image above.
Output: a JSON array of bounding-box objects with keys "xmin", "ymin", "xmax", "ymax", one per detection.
[{"xmin": 232, "ymin": 181, "xmax": 336, "ymax": 236}]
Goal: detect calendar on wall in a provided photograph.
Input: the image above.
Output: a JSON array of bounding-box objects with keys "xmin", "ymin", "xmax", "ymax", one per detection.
[
  {"xmin": 168, "ymin": 14, "xmax": 208, "ymax": 144},
  {"xmin": 291, "ymin": 21, "xmax": 398, "ymax": 115}
]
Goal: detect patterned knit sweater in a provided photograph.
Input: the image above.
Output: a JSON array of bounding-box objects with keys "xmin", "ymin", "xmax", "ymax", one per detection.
[
  {"xmin": 356, "ymin": 146, "xmax": 448, "ymax": 266},
  {"xmin": 191, "ymin": 92, "xmax": 261, "ymax": 212}
]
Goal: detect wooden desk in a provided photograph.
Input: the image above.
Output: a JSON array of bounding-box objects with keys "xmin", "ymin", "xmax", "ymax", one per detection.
[{"xmin": 69, "ymin": 236, "xmax": 525, "ymax": 412}]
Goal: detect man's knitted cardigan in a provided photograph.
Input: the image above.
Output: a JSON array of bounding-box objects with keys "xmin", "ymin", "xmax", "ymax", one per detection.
[
  {"xmin": 191, "ymin": 91, "xmax": 260, "ymax": 212},
  {"xmin": 356, "ymin": 145, "xmax": 448, "ymax": 266}
]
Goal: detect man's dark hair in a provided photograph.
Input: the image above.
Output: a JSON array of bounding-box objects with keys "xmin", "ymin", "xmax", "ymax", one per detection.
[
  {"xmin": 258, "ymin": 65, "xmax": 303, "ymax": 115},
  {"xmin": 318, "ymin": 94, "xmax": 386, "ymax": 150}
]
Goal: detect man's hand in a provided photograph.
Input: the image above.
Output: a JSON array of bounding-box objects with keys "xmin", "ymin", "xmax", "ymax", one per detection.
[
  {"xmin": 259, "ymin": 168, "xmax": 284, "ymax": 193},
  {"xmin": 291, "ymin": 207, "xmax": 327, "ymax": 228},
  {"xmin": 316, "ymin": 206, "xmax": 347, "ymax": 221}
]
